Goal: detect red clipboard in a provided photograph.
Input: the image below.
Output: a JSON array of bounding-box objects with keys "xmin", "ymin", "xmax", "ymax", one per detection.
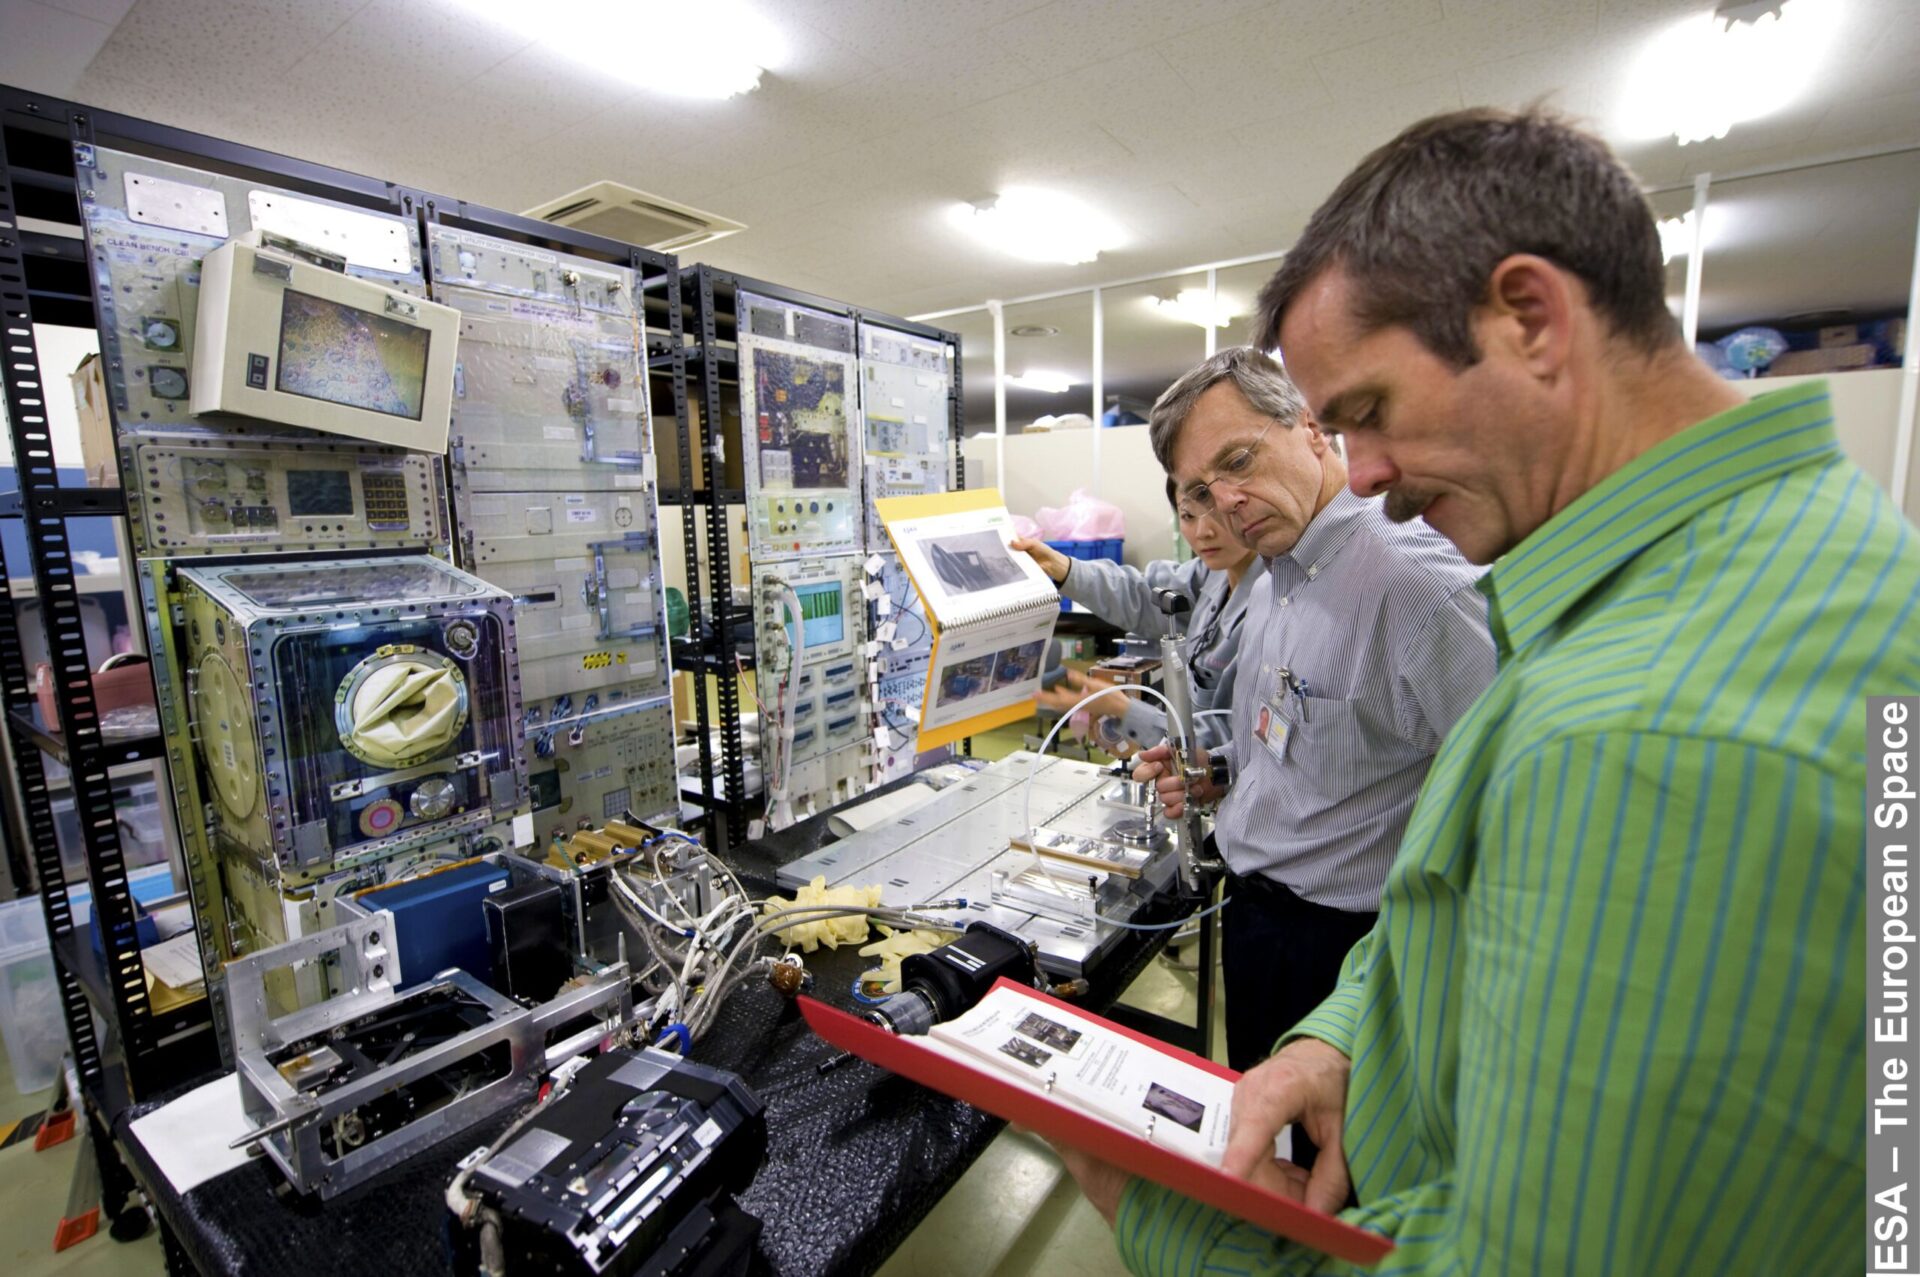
[{"xmin": 799, "ymin": 978, "xmax": 1392, "ymax": 1266}]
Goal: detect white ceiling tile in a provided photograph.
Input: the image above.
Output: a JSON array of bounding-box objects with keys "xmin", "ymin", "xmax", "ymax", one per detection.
[
  {"xmin": 809, "ymin": 38, "xmax": 1039, "ymax": 135},
  {"xmin": 1233, "ymin": 72, "xmax": 1466, "ymax": 170},
  {"xmin": 1273, "ymin": 0, "xmax": 1455, "ymax": 53},
  {"xmin": 781, "ymin": 0, "xmax": 1050, "ymax": 63},
  {"xmin": 750, "ymin": 15, "xmax": 879, "ymax": 97},
  {"xmin": 1806, "ymin": 86, "xmax": 1920, "ymax": 153},
  {"xmin": 0, "ymin": 0, "xmax": 114, "ymax": 96},
  {"xmin": 282, "ymin": 0, "xmax": 532, "ymax": 103},
  {"xmin": 668, "ymin": 99, "xmax": 860, "ymax": 177},
  {"xmin": 1164, "ymin": 42, "xmax": 1331, "ymax": 128},
  {"xmin": 1454, "ymin": 38, "xmax": 1632, "ymax": 116},
  {"xmin": 37, "ymin": 0, "xmax": 130, "ymax": 24},
  {"xmin": 78, "ymin": 0, "xmax": 364, "ymax": 107},
  {"xmin": 27, "ymin": 0, "xmax": 1920, "ymax": 323},
  {"xmin": 897, "ymin": 49, "xmax": 1198, "ymax": 159},
  {"xmin": 984, "ymin": 0, "xmax": 1276, "ymax": 77},
  {"xmin": 1311, "ymin": 0, "xmax": 1593, "ymax": 94}
]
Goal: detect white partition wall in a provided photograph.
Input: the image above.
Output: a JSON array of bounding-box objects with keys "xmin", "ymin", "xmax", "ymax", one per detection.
[{"xmin": 923, "ymin": 146, "xmax": 1920, "ymax": 533}]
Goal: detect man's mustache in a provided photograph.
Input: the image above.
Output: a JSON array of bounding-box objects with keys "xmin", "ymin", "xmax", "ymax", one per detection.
[{"xmin": 1384, "ymin": 489, "xmax": 1436, "ymax": 522}]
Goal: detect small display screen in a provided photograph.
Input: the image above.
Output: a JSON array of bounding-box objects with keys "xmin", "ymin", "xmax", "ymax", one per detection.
[
  {"xmin": 276, "ymin": 289, "xmax": 430, "ymax": 421},
  {"xmin": 286, "ymin": 468, "xmax": 354, "ymax": 516},
  {"xmin": 790, "ymin": 582, "xmax": 843, "ymax": 648}
]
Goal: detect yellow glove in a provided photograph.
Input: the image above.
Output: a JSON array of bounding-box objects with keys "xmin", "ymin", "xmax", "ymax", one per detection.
[
  {"xmin": 760, "ymin": 875, "xmax": 882, "ymax": 952},
  {"xmin": 344, "ymin": 659, "xmax": 463, "ymax": 766},
  {"xmin": 856, "ymin": 924, "xmax": 956, "ymax": 997}
]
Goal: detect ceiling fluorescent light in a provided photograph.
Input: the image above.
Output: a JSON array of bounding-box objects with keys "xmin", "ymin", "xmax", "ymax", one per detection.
[
  {"xmin": 1618, "ymin": 0, "xmax": 1839, "ymax": 145},
  {"xmin": 949, "ymin": 188, "xmax": 1124, "ymax": 265},
  {"xmin": 1149, "ymin": 288, "xmax": 1235, "ymax": 329},
  {"xmin": 1006, "ymin": 371, "xmax": 1074, "ymax": 394},
  {"xmin": 1656, "ymin": 208, "xmax": 1729, "ymax": 263},
  {"xmin": 452, "ymin": 0, "xmax": 782, "ymax": 99},
  {"xmin": 1658, "ymin": 212, "xmax": 1697, "ymax": 263}
]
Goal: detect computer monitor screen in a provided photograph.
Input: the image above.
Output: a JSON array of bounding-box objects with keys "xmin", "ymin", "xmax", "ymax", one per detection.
[
  {"xmin": 286, "ymin": 469, "xmax": 355, "ymax": 517},
  {"xmin": 277, "ymin": 289, "xmax": 431, "ymax": 421},
  {"xmin": 792, "ymin": 582, "xmax": 844, "ymax": 647}
]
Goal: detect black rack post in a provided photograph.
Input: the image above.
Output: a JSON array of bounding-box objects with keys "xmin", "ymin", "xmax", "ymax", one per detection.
[
  {"xmin": 656, "ymin": 263, "xmax": 719, "ymax": 848},
  {"xmin": 0, "ymin": 95, "xmax": 145, "ymax": 1228},
  {"xmin": 688, "ymin": 266, "xmax": 744, "ymax": 850},
  {"xmin": 672, "ymin": 266, "xmax": 972, "ymax": 819},
  {"xmin": 2, "ymin": 81, "xmax": 449, "ymax": 1121},
  {"xmin": 948, "ymin": 331, "xmax": 971, "ymax": 756}
]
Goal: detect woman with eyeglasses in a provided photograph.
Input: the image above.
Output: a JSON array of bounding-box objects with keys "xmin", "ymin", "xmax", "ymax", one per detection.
[{"xmin": 1012, "ymin": 477, "xmax": 1263, "ymax": 755}]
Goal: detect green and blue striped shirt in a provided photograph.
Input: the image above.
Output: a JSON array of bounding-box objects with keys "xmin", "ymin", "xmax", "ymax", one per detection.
[{"xmin": 1114, "ymin": 383, "xmax": 1920, "ymax": 1274}]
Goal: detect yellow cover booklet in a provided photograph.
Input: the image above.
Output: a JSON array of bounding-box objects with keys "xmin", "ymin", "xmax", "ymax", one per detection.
[{"xmin": 875, "ymin": 489, "xmax": 1060, "ymax": 750}]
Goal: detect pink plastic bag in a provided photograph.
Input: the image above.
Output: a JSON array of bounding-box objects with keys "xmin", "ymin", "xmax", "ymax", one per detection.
[
  {"xmin": 1030, "ymin": 489, "xmax": 1124, "ymax": 541},
  {"xmin": 1066, "ymin": 489, "xmax": 1125, "ymax": 539}
]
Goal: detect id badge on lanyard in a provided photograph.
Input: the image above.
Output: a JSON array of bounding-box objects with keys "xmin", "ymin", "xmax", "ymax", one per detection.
[{"xmin": 1251, "ymin": 662, "xmax": 1294, "ymax": 764}]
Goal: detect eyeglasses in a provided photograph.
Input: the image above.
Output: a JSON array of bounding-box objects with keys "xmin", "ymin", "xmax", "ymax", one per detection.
[{"xmin": 1178, "ymin": 418, "xmax": 1276, "ymax": 515}]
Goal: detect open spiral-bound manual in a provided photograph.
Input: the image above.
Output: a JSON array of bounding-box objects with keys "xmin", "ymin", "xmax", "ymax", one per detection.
[
  {"xmin": 874, "ymin": 489, "xmax": 1061, "ymax": 751},
  {"xmin": 800, "ymin": 979, "xmax": 1393, "ymax": 1265}
]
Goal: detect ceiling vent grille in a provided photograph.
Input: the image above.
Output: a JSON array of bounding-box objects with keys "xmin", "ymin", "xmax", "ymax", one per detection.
[{"xmin": 523, "ymin": 181, "xmax": 745, "ymax": 252}]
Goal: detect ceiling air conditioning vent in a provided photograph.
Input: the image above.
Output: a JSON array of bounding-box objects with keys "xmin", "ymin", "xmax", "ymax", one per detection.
[{"xmin": 523, "ymin": 181, "xmax": 745, "ymax": 252}]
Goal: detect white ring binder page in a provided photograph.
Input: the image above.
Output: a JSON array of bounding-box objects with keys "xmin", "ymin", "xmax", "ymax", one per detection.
[{"xmin": 874, "ymin": 490, "xmax": 1062, "ymax": 749}]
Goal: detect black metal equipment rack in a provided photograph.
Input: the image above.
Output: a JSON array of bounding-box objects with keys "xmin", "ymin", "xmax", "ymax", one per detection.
[
  {"xmin": 668, "ymin": 265, "xmax": 965, "ymax": 851},
  {"xmin": 0, "ymin": 84, "xmax": 690, "ymax": 1223}
]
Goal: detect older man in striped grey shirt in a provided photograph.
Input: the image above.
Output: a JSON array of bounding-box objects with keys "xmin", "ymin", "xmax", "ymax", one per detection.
[{"xmin": 1135, "ymin": 347, "xmax": 1495, "ymax": 1076}]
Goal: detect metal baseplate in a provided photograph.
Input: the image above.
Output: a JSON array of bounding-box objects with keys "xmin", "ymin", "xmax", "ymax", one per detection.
[{"xmin": 776, "ymin": 751, "xmax": 1181, "ymax": 977}]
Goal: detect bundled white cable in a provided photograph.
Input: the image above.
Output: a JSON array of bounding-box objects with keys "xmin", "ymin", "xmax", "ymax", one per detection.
[{"xmin": 765, "ymin": 583, "xmax": 808, "ymax": 829}]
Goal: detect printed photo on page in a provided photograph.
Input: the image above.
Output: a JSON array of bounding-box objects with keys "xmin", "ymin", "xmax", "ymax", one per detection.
[
  {"xmin": 887, "ymin": 504, "xmax": 1055, "ymax": 622},
  {"xmin": 928, "ymin": 987, "xmax": 1234, "ymax": 1165},
  {"xmin": 921, "ymin": 608, "xmax": 1055, "ymax": 734}
]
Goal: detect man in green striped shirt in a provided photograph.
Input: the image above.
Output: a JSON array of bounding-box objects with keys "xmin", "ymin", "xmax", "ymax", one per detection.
[{"xmin": 1061, "ymin": 108, "xmax": 1920, "ymax": 1273}]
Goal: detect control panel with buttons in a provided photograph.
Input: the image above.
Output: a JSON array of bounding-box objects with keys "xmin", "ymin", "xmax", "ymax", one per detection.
[
  {"xmin": 753, "ymin": 554, "xmax": 871, "ymax": 825},
  {"xmin": 753, "ymin": 490, "xmax": 858, "ymax": 556},
  {"xmin": 122, "ymin": 428, "xmax": 445, "ymax": 556},
  {"xmin": 859, "ymin": 324, "xmax": 955, "ymax": 552},
  {"xmin": 738, "ymin": 291, "xmax": 864, "ymax": 561}
]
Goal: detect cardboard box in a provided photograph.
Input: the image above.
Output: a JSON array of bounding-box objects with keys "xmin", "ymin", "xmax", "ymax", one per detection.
[
  {"xmin": 1769, "ymin": 344, "xmax": 1876, "ymax": 376},
  {"xmin": 673, "ymin": 671, "xmax": 695, "ymax": 726},
  {"xmin": 1817, "ymin": 324, "xmax": 1859, "ymax": 349},
  {"xmin": 69, "ymin": 353, "xmax": 118, "ymax": 486}
]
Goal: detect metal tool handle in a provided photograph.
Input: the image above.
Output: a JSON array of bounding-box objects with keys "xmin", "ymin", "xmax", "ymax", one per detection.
[
  {"xmin": 1158, "ymin": 627, "xmax": 1222, "ymax": 896},
  {"xmin": 227, "ymin": 1103, "xmax": 315, "ymax": 1150}
]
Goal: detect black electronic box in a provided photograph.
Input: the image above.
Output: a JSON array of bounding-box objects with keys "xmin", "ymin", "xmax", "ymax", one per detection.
[{"xmin": 450, "ymin": 1049, "xmax": 766, "ymax": 1276}]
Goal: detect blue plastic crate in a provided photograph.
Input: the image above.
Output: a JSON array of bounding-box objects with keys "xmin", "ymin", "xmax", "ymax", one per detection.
[
  {"xmin": 359, "ymin": 860, "xmax": 510, "ymax": 988},
  {"xmin": 1046, "ymin": 538, "xmax": 1124, "ymax": 610}
]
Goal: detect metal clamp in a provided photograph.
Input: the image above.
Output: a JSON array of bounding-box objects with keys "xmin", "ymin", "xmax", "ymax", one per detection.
[{"xmin": 581, "ymin": 537, "xmax": 662, "ymax": 642}]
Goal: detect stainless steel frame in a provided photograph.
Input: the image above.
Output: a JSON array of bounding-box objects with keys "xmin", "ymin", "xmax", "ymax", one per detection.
[{"xmin": 228, "ymin": 909, "xmax": 632, "ymax": 1198}]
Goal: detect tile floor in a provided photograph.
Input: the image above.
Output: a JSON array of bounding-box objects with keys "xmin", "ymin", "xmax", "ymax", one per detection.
[{"xmin": 1, "ymin": 715, "xmax": 1214, "ymax": 1276}]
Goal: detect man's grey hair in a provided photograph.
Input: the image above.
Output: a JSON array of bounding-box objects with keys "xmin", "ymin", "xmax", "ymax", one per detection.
[{"xmin": 1148, "ymin": 347, "xmax": 1308, "ymax": 473}]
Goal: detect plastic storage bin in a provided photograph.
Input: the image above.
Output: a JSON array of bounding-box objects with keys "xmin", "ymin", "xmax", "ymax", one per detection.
[
  {"xmin": 0, "ymin": 896, "xmax": 61, "ymax": 1093},
  {"xmin": 0, "ymin": 867, "xmax": 172, "ymax": 1094},
  {"xmin": 53, "ymin": 777, "xmax": 167, "ymax": 883},
  {"xmin": 1045, "ymin": 538, "xmax": 1125, "ymax": 611}
]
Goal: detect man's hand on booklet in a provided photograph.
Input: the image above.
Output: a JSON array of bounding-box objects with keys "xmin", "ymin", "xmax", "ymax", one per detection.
[
  {"xmin": 1131, "ymin": 743, "xmax": 1224, "ymax": 818},
  {"xmin": 1224, "ymin": 1038, "xmax": 1353, "ymax": 1214}
]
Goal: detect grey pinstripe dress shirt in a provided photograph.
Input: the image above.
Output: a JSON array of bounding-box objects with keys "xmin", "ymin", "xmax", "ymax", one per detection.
[{"xmin": 1214, "ymin": 488, "xmax": 1497, "ymax": 912}]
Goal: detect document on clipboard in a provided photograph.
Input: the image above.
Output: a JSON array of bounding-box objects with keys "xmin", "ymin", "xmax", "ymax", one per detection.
[
  {"xmin": 874, "ymin": 489, "xmax": 1061, "ymax": 752},
  {"xmin": 799, "ymin": 979, "xmax": 1393, "ymax": 1266}
]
